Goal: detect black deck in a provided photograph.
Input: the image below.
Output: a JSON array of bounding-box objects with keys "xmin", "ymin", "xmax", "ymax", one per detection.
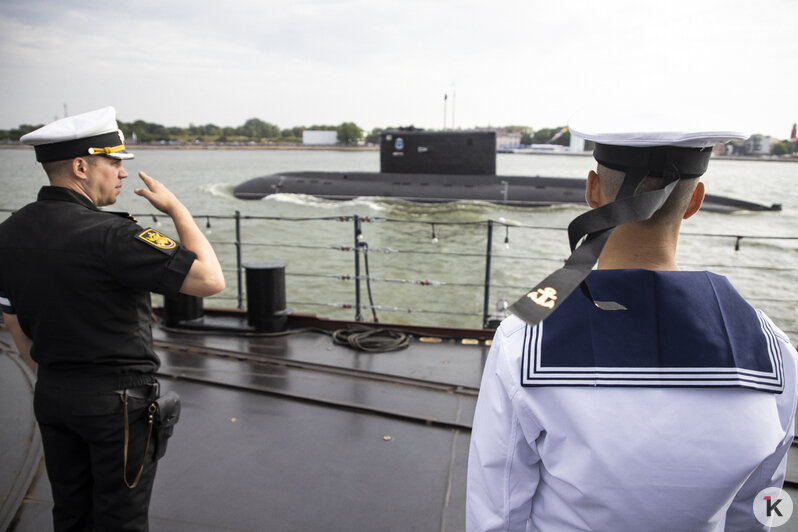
[
  {"xmin": 2, "ymin": 317, "xmax": 487, "ymax": 531},
  {"xmin": 3, "ymin": 316, "xmax": 798, "ymax": 531}
]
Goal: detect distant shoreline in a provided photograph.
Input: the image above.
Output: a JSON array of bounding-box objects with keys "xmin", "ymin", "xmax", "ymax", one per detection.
[
  {"xmin": 1, "ymin": 143, "xmax": 795, "ymax": 162},
  {"xmin": 0, "ymin": 143, "xmax": 378, "ymax": 152}
]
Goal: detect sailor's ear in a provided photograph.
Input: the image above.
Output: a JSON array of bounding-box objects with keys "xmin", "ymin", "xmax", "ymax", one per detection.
[
  {"xmin": 683, "ymin": 181, "xmax": 705, "ymax": 220},
  {"xmin": 586, "ymin": 170, "xmax": 602, "ymax": 208}
]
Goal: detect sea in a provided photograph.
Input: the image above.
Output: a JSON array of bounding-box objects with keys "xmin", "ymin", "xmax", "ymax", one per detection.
[{"xmin": 1, "ymin": 147, "xmax": 796, "ymax": 341}]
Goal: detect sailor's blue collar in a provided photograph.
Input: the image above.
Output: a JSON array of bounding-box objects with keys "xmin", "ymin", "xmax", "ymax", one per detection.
[
  {"xmin": 520, "ymin": 270, "xmax": 784, "ymax": 393},
  {"xmin": 38, "ymin": 186, "xmax": 99, "ymax": 211}
]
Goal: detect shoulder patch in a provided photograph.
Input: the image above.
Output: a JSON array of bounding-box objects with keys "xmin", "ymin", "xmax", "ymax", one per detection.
[{"xmin": 135, "ymin": 228, "xmax": 177, "ymax": 251}]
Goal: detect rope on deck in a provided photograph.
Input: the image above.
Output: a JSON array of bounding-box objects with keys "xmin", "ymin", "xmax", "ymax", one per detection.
[{"xmin": 331, "ymin": 327, "xmax": 411, "ymax": 353}]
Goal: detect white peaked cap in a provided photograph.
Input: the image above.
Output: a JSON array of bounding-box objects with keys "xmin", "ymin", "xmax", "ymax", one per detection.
[
  {"xmin": 20, "ymin": 106, "xmax": 134, "ymax": 162},
  {"xmin": 568, "ymin": 106, "xmax": 749, "ymax": 148}
]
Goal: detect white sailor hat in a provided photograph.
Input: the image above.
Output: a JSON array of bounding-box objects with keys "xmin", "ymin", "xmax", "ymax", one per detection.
[
  {"xmin": 20, "ymin": 106, "xmax": 134, "ymax": 163},
  {"xmin": 568, "ymin": 107, "xmax": 748, "ymax": 179}
]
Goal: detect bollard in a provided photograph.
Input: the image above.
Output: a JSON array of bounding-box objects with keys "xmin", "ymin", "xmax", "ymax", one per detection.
[
  {"xmin": 163, "ymin": 293, "xmax": 204, "ymax": 327},
  {"xmin": 244, "ymin": 260, "xmax": 290, "ymax": 332}
]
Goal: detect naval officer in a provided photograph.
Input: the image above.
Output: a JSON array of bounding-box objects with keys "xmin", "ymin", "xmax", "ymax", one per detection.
[
  {"xmin": 466, "ymin": 108, "xmax": 798, "ymax": 531},
  {"xmin": 0, "ymin": 107, "xmax": 225, "ymax": 531}
]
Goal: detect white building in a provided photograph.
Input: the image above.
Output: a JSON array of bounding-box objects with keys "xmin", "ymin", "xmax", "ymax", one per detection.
[
  {"xmin": 496, "ymin": 132, "xmax": 523, "ymax": 150},
  {"xmin": 302, "ymin": 130, "xmax": 338, "ymax": 145},
  {"xmin": 744, "ymin": 135, "xmax": 771, "ymax": 156},
  {"xmin": 569, "ymin": 134, "xmax": 585, "ymax": 153}
]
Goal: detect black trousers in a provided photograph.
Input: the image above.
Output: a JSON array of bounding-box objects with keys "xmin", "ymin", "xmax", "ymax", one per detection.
[{"xmin": 34, "ymin": 376, "xmax": 159, "ymax": 532}]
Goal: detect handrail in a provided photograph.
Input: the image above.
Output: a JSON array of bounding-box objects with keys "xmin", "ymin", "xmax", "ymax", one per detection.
[{"xmin": 1, "ymin": 208, "xmax": 797, "ymax": 335}]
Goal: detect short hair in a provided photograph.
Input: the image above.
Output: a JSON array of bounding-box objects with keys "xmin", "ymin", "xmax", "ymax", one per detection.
[
  {"xmin": 42, "ymin": 155, "xmax": 99, "ymax": 183},
  {"xmin": 596, "ymin": 164, "xmax": 700, "ymax": 225}
]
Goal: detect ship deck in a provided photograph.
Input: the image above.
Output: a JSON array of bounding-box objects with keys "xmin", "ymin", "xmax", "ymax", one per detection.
[
  {"xmin": 3, "ymin": 314, "xmax": 798, "ymax": 531},
  {"xmin": 2, "ymin": 314, "xmax": 486, "ymax": 531}
]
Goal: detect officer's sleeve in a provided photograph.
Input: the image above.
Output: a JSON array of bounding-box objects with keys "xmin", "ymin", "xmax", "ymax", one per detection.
[
  {"xmin": 106, "ymin": 223, "xmax": 197, "ymax": 297},
  {"xmin": 0, "ymin": 287, "xmax": 14, "ymax": 314},
  {"xmin": 466, "ymin": 325, "xmax": 542, "ymax": 532},
  {"xmin": 1, "ymin": 285, "xmax": 34, "ymax": 365},
  {"xmin": 724, "ymin": 318, "xmax": 798, "ymax": 531}
]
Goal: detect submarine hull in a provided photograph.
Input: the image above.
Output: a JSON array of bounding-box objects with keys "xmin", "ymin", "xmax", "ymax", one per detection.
[
  {"xmin": 232, "ymin": 171, "xmax": 781, "ymax": 213},
  {"xmin": 235, "ymin": 171, "xmax": 586, "ymax": 206}
]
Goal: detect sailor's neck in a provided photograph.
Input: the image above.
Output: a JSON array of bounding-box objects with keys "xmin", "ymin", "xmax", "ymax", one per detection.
[
  {"xmin": 596, "ymin": 256, "xmax": 680, "ymax": 271},
  {"xmin": 596, "ymin": 225, "xmax": 681, "ymax": 271}
]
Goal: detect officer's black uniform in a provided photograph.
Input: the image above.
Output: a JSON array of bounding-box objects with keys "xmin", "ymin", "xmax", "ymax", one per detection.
[{"xmin": 0, "ymin": 186, "xmax": 196, "ymax": 531}]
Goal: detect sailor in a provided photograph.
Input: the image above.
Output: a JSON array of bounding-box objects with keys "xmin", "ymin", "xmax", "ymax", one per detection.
[
  {"xmin": 0, "ymin": 107, "xmax": 225, "ymax": 531},
  {"xmin": 466, "ymin": 108, "xmax": 798, "ymax": 531}
]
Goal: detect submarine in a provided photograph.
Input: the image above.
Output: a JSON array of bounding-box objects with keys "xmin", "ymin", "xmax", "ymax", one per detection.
[{"xmin": 233, "ymin": 129, "xmax": 781, "ymax": 213}]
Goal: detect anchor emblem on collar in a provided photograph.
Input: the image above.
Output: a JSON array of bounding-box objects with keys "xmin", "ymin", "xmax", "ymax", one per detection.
[{"xmin": 527, "ymin": 287, "xmax": 558, "ymax": 309}]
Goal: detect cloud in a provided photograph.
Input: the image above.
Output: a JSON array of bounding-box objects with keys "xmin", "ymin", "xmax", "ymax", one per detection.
[{"xmin": 1, "ymin": 0, "xmax": 796, "ymax": 137}]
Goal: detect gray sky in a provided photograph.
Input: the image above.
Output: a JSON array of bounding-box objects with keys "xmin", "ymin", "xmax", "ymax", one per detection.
[{"xmin": 1, "ymin": 0, "xmax": 796, "ymax": 138}]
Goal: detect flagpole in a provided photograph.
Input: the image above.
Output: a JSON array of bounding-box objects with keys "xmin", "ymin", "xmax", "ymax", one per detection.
[{"xmin": 443, "ymin": 94, "xmax": 448, "ymax": 130}]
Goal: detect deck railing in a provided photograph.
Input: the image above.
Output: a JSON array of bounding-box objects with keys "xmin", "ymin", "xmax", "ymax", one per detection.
[{"xmin": 2, "ymin": 208, "xmax": 797, "ymax": 337}]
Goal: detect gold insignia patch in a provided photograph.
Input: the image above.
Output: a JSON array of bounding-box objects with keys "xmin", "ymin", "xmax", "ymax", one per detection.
[
  {"xmin": 527, "ymin": 287, "xmax": 558, "ymax": 309},
  {"xmin": 136, "ymin": 228, "xmax": 177, "ymax": 250}
]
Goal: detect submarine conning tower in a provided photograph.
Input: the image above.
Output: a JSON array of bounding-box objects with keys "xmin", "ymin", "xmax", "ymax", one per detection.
[{"xmin": 380, "ymin": 129, "xmax": 496, "ymax": 176}]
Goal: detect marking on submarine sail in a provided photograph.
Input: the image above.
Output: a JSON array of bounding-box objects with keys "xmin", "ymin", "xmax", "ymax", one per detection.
[
  {"xmin": 272, "ymin": 175, "xmax": 286, "ymax": 192},
  {"xmin": 393, "ymin": 137, "xmax": 406, "ymax": 157}
]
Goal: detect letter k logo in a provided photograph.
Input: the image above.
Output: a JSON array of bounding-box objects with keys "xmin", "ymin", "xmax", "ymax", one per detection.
[
  {"xmin": 765, "ymin": 495, "xmax": 784, "ymax": 517},
  {"xmin": 754, "ymin": 488, "xmax": 792, "ymax": 526}
]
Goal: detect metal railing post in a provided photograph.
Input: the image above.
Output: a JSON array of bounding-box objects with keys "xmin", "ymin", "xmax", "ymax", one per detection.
[
  {"xmin": 354, "ymin": 215, "xmax": 363, "ymax": 321},
  {"xmin": 235, "ymin": 210, "xmax": 243, "ymax": 309},
  {"xmin": 483, "ymin": 219, "xmax": 493, "ymax": 328}
]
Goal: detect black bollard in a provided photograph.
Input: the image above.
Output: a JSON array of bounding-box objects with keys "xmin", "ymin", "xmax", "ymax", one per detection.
[
  {"xmin": 163, "ymin": 293, "xmax": 204, "ymax": 327},
  {"xmin": 244, "ymin": 260, "xmax": 290, "ymax": 332}
]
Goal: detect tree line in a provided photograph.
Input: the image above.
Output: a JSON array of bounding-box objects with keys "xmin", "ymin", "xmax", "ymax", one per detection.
[
  {"xmin": 1, "ymin": 117, "xmax": 796, "ymax": 155},
  {"xmin": 0, "ymin": 117, "xmax": 368, "ymax": 146},
  {"xmin": 0, "ymin": 117, "xmax": 569, "ymax": 146},
  {"xmin": 120, "ymin": 118, "xmax": 368, "ymax": 145},
  {"xmin": 0, "ymin": 117, "xmax": 575, "ymax": 148}
]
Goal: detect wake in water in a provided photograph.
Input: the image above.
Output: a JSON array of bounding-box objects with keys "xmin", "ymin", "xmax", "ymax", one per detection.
[
  {"xmin": 199, "ymin": 183, "xmax": 237, "ymax": 199},
  {"xmin": 264, "ymin": 193, "xmax": 389, "ymax": 212},
  {"xmin": 258, "ymin": 192, "xmax": 584, "ymax": 221},
  {"xmin": 194, "ymin": 185, "xmax": 587, "ymax": 235}
]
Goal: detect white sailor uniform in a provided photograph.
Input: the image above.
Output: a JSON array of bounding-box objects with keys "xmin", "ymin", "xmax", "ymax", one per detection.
[{"xmin": 467, "ymin": 270, "xmax": 798, "ymax": 531}]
